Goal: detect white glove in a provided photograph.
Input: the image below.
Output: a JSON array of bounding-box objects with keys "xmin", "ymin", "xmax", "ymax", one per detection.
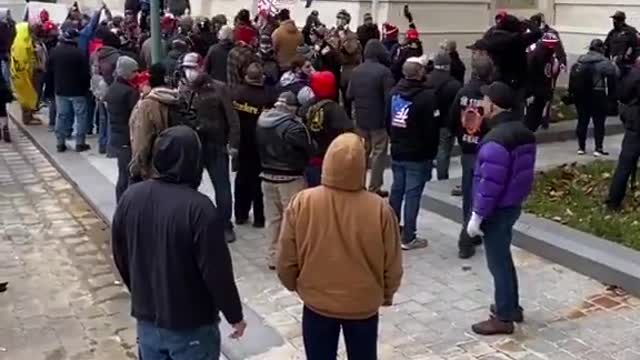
[{"xmin": 466, "ymin": 212, "xmax": 484, "ymax": 238}]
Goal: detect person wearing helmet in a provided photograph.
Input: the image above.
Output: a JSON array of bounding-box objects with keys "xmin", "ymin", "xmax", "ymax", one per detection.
[{"xmin": 179, "ymin": 52, "xmax": 241, "ymax": 243}]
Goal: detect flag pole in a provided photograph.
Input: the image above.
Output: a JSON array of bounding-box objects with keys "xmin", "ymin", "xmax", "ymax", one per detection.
[{"xmin": 150, "ymin": 0, "xmax": 162, "ymax": 64}]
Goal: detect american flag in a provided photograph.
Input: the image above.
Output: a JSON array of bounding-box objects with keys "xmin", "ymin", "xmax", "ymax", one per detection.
[{"xmin": 258, "ymin": 0, "xmax": 279, "ymax": 16}]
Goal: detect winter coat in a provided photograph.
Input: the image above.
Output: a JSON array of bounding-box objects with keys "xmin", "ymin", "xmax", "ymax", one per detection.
[
  {"xmin": 387, "ymin": 78, "xmax": 439, "ymax": 161},
  {"xmin": 277, "ymin": 71, "xmax": 315, "ymax": 107},
  {"xmin": 483, "ymin": 24, "xmax": 542, "ymax": 89},
  {"xmin": 162, "ymin": 48, "xmax": 186, "ymax": 83},
  {"xmin": 183, "ymin": 74, "xmax": 240, "ymax": 149},
  {"xmin": 571, "ymin": 51, "xmax": 618, "ymax": 97},
  {"xmin": 227, "ymin": 43, "xmax": 259, "ymax": 88},
  {"xmin": 312, "ymin": 42, "xmax": 341, "ymax": 93},
  {"xmin": 425, "ymin": 69, "xmax": 462, "ymax": 128},
  {"xmin": 130, "ymin": 87, "xmax": 181, "ymax": 180},
  {"xmin": 356, "ymin": 24, "xmax": 380, "ymax": 50},
  {"xmin": 47, "ymin": 41, "xmax": 90, "ymax": 97},
  {"xmin": 348, "ymin": 40, "xmax": 395, "ymax": 130},
  {"xmin": 391, "ymin": 39, "xmax": 423, "ymax": 82},
  {"xmin": 300, "ymin": 99, "xmax": 354, "ymax": 160},
  {"xmin": 272, "ymin": 20, "xmax": 303, "ymax": 70},
  {"xmin": 542, "ymin": 26, "xmax": 567, "ymax": 66},
  {"xmin": 112, "ymin": 125, "xmax": 243, "ymax": 331},
  {"xmin": 338, "ymin": 30, "xmax": 362, "ymax": 89},
  {"xmin": 256, "ymin": 107, "xmax": 314, "ymax": 177},
  {"xmin": 382, "ymin": 38, "xmax": 398, "ymax": 54},
  {"xmin": 473, "ymin": 111, "xmax": 536, "ymax": 218},
  {"xmin": 204, "ymin": 39, "xmax": 233, "ymax": 83},
  {"xmin": 77, "ymin": 10, "xmax": 102, "ymax": 56},
  {"xmin": 104, "ymin": 77, "xmax": 140, "ymax": 148},
  {"xmin": 617, "ymin": 66, "xmax": 640, "ymax": 131},
  {"xmin": 231, "ymin": 83, "xmax": 278, "ymax": 167},
  {"xmin": 0, "ymin": 10, "xmax": 15, "ymax": 58},
  {"xmin": 605, "ymin": 24, "xmax": 639, "ymax": 65},
  {"xmin": 277, "ymin": 133, "xmax": 403, "ymax": 320},
  {"xmin": 526, "ymin": 45, "xmax": 556, "ymax": 98},
  {"xmin": 448, "ymin": 78, "xmax": 490, "ymax": 155},
  {"xmin": 191, "ymin": 31, "xmax": 217, "ymax": 58},
  {"xmin": 259, "ymin": 51, "xmax": 280, "ymax": 87},
  {"xmin": 449, "ymin": 50, "xmax": 466, "ymax": 83}
]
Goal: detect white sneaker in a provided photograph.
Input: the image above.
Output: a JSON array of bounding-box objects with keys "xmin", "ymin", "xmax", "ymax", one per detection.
[
  {"xmin": 577, "ymin": 149, "xmax": 586, "ymax": 155},
  {"xmin": 594, "ymin": 150, "xmax": 609, "ymax": 157}
]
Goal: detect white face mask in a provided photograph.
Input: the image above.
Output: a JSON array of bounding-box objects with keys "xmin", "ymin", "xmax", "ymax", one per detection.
[{"xmin": 185, "ymin": 69, "xmax": 199, "ymax": 82}]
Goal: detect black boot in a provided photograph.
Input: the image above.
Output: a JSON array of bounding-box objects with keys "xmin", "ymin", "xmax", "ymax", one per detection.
[{"xmin": 2, "ymin": 125, "xmax": 10, "ymax": 143}]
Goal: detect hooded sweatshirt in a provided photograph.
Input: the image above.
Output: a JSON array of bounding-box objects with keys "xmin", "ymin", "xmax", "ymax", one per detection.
[
  {"xmin": 572, "ymin": 50, "xmax": 618, "ymax": 95},
  {"xmin": 130, "ymin": 87, "xmax": 181, "ymax": 180},
  {"xmin": 277, "ymin": 133, "xmax": 403, "ymax": 319},
  {"xmin": 387, "ymin": 78, "xmax": 439, "ymax": 161},
  {"xmin": 112, "ymin": 125, "xmax": 243, "ymax": 330},
  {"xmin": 272, "ymin": 20, "xmax": 303, "ymax": 70},
  {"xmin": 348, "ymin": 39, "xmax": 394, "ymax": 130}
]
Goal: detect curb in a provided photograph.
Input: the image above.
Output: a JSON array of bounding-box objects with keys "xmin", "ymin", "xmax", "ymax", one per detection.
[{"xmin": 421, "ymin": 179, "xmax": 640, "ymax": 298}]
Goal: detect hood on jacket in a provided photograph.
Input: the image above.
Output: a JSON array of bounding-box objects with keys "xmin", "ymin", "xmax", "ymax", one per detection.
[
  {"xmin": 279, "ymin": 20, "xmax": 299, "ymax": 34},
  {"xmin": 393, "ymin": 78, "xmax": 427, "ymax": 98},
  {"xmin": 364, "ymin": 39, "xmax": 388, "ymax": 63},
  {"xmin": 152, "ymin": 125, "xmax": 203, "ymax": 189},
  {"xmin": 579, "ymin": 50, "xmax": 608, "ymax": 64},
  {"xmin": 258, "ymin": 107, "xmax": 296, "ymax": 129},
  {"xmin": 146, "ymin": 87, "xmax": 181, "ymax": 105},
  {"xmin": 321, "ymin": 133, "xmax": 365, "ymax": 191}
]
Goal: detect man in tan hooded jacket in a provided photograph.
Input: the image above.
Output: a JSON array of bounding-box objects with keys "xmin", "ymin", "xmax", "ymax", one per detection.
[
  {"xmin": 272, "ymin": 18, "xmax": 304, "ymax": 71},
  {"xmin": 277, "ymin": 132, "xmax": 403, "ymax": 360}
]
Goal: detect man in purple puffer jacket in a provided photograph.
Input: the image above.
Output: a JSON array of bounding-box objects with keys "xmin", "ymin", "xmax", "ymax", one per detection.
[{"xmin": 466, "ymin": 81, "xmax": 536, "ymax": 335}]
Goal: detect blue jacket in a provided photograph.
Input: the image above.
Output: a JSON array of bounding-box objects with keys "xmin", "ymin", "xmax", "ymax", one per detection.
[{"xmin": 78, "ymin": 11, "xmax": 101, "ymax": 55}]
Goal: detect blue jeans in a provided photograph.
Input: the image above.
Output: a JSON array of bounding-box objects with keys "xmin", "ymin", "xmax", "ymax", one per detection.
[
  {"xmin": 203, "ymin": 143, "xmax": 232, "ymax": 229},
  {"xmin": 482, "ymin": 206, "xmax": 522, "ymax": 322},
  {"xmin": 96, "ymin": 101, "xmax": 109, "ymax": 149},
  {"xmin": 137, "ymin": 321, "xmax": 221, "ymax": 360},
  {"xmin": 86, "ymin": 94, "xmax": 96, "ymax": 134},
  {"xmin": 389, "ymin": 160, "xmax": 432, "ymax": 243},
  {"xmin": 303, "ymin": 306, "xmax": 378, "ymax": 360},
  {"xmin": 436, "ymin": 128, "xmax": 454, "ymax": 180},
  {"xmin": 55, "ymin": 96, "xmax": 88, "ymax": 146},
  {"xmin": 304, "ymin": 164, "xmax": 322, "ymax": 187},
  {"xmin": 48, "ymin": 98, "xmax": 57, "ymax": 128}
]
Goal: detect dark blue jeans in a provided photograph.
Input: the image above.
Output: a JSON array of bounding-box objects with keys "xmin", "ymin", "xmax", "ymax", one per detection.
[
  {"xmin": 203, "ymin": 143, "xmax": 233, "ymax": 229},
  {"xmin": 436, "ymin": 127, "xmax": 454, "ymax": 180},
  {"xmin": 137, "ymin": 321, "xmax": 221, "ymax": 360},
  {"xmin": 55, "ymin": 95, "xmax": 88, "ymax": 146},
  {"xmin": 461, "ymin": 153, "xmax": 477, "ymax": 223},
  {"xmin": 86, "ymin": 94, "xmax": 96, "ymax": 134},
  {"xmin": 96, "ymin": 101, "xmax": 109, "ymax": 149},
  {"xmin": 304, "ymin": 164, "xmax": 322, "ymax": 187},
  {"xmin": 48, "ymin": 98, "xmax": 56, "ymax": 129},
  {"xmin": 389, "ymin": 160, "xmax": 432, "ymax": 243},
  {"xmin": 115, "ymin": 146, "xmax": 132, "ymax": 202},
  {"xmin": 482, "ymin": 206, "xmax": 522, "ymax": 322},
  {"xmin": 303, "ymin": 306, "xmax": 378, "ymax": 360}
]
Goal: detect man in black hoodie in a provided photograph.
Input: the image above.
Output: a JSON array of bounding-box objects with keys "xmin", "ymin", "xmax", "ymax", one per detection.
[
  {"xmin": 204, "ymin": 25, "xmax": 233, "ymax": 82},
  {"xmin": 427, "ymin": 51, "xmax": 462, "ymax": 180},
  {"xmin": 483, "ymin": 14, "xmax": 542, "ymax": 115},
  {"xmin": 112, "ymin": 125, "xmax": 246, "ymax": 360},
  {"xmin": 348, "ymin": 39, "xmax": 395, "ymax": 196},
  {"xmin": 387, "ymin": 58, "xmax": 438, "ymax": 251},
  {"xmin": 448, "ymin": 56, "xmax": 494, "ymax": 259}
]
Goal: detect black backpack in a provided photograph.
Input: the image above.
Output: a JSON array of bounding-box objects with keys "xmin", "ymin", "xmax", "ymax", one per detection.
[
  {"xmin": 569, "ymin": 61, "xmax": 596, "ymax": 98},
  {"xmin": 167, "ymin": 92, "xmax": 198, "ymax": 130}
]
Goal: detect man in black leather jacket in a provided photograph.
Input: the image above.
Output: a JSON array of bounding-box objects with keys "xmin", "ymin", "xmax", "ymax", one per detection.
[{"xmin": 256, "ymin": 91, "xmax": 315, "ymax": 269}]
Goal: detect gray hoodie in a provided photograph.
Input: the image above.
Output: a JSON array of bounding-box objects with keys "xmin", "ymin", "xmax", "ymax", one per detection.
[{"xmin": 577, "ymin": 50, "xmax": 619, "ymax": 92}]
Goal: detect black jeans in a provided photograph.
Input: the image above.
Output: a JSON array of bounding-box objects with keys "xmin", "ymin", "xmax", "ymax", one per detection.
[
  {"xmin": 302, "ymin": 306, "xmax": 378, "ymax": 360},
  {"xmin": 576, "ymin": 94, "xmax": 607, "ymax": 151},
  {"xmin": 525, "ymin": 94, "xmax": 550, "ymax": 132},
  {"xmin": 234, "ymin": 152, "xmax": 264, "ymax": 224},
  {"xmin": 607, "ymin": 130, "xmax": 640, "ymax": 208},
  {"xmin": 115, "ymin": 146, "xmax": 132, "ymax": 202},
  {"xmin": 202, "ymin": 143, "xmax": 233, "ymax": 229}
]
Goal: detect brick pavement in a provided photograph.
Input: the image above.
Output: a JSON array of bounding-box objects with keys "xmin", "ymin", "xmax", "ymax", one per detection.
[
  {"xmin": 0, "ymin": 129, "xmax": 135, "ymax": 360},
  {"xmin": 3, "ymin": 121, "xmax": 640, "ymax": 360}
]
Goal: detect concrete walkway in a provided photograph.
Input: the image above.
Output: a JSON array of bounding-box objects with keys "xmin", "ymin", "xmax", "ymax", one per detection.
[{"xmin": 8, "ymin": 107, "xmax": 640, "ymax": 360}]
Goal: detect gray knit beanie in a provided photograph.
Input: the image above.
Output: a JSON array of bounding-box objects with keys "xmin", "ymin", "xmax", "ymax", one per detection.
[{"xmin": 115, "ymin": 56, "xmax": 139, "ymax": 80}]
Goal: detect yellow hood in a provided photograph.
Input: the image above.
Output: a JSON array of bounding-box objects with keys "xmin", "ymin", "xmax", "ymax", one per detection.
[
  {"xmin": 11, "ymin": 22, "xmax": 37, "ymax": 111},
  {"xmin": 321, "ymin": 133, "xmax": 366, "ymax": 191}
]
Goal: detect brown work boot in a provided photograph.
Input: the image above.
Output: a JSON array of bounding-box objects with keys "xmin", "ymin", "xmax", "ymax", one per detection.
[{"xmin": 472, "ymin": 317, "xmax": 514, "ymax": 335}]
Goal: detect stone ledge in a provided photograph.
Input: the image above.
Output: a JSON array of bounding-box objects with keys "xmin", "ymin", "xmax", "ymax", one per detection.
[{"xmin": 421, "ymin": 178, "xmax": 640, "ymax": 298}]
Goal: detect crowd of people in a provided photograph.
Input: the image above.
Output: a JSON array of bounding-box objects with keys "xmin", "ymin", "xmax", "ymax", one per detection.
[{"xmin": 1, "ymin": 3, "xmax": 640, "ymax": 359}]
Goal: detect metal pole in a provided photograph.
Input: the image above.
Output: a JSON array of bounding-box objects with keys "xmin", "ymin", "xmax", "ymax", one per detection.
[{"xmin": 150, "ymin": 0, "xmax": 162, "ymax": 64}]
